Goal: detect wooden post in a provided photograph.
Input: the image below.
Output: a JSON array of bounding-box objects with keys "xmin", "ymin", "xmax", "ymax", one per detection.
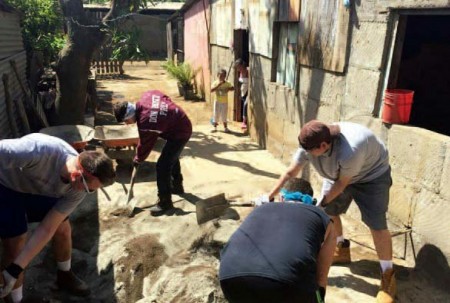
[{"xmin": 2, "ymin": 74, "xmax": 20, "ymax": 138}]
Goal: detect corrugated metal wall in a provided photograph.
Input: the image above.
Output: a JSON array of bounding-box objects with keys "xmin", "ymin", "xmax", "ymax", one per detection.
[
  {"xmin": 248, "ymin": 0, "xmax": 276, "ymax": 58},
  {"xmin": 210, "ymin": 0, "xmax": 233, "ymax": 47},
  {"xmin": 184, "ymin": 0, "xmax": 211, "ymax": 101},
  {"xmin": 0, "ymin": 10, "xmax": 27, "ymax": 139}
]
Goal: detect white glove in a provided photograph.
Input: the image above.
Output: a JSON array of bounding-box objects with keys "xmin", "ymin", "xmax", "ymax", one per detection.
[
  {"xmin": 253, "ymin": 194, "xmax": 271, "ymax": 207},
  {"xmin": 0, "ymin": 270, "xmax": 17, "ymax": 298}
]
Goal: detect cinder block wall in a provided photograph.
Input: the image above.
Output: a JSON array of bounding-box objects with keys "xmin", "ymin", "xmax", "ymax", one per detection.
[{"xmin": 247, "ymin": 1, "xmax": 450, "ymax": 265}]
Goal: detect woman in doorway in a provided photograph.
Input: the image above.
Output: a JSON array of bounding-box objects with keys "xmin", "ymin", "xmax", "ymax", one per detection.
[{"xmin": 235, "ymin": 59, "xmax": 249, "ymax": 130}]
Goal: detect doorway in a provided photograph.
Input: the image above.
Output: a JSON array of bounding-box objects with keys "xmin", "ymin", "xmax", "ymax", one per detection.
[
  {"xmin": 233, "ymin": 29, "xmax": 249, "ymax": 122},
  {"xmin": 388, "ymin": 14, "xmax": 450, "ymax": 136}
]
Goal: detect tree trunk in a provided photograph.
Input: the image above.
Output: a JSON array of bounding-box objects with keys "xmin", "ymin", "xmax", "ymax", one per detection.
[
  {"xmin": 52, "ymin": 25, "xmax": 104, "ymax": 125},
  {"xmin": 52, "ymin": 0, "xmax": 135, "ymax": 125}
]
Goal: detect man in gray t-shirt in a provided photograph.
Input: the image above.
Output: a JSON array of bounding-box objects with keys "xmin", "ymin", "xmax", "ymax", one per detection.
[
  {"xmin": 0, "ymin": 134, "xmax": 116, "ymax": 301},
  {"xmin": 268, "ymin": 120, "xmax": 396, "ymax": 303}
]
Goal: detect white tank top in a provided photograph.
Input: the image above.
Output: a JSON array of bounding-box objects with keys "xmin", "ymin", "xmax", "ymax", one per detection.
[{"xmin": 239, "ymin": 76, "xmax": 249, "ymax": 97}]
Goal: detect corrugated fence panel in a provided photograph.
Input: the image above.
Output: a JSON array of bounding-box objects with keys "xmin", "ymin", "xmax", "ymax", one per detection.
[
  {"xmin": 234, "ymin": 0, "xmax": 248, "ymax": 29},
  {"xmin": 0, "ymin": 51, "xmax": 27, "ymax": 139},
  {"xmin": 299, "ymin": 0, "xmax": 350, "ymax": 73},
  {"xmin": 210, "ymin": 0, "xmax": 233, "ymax": 47},
  {"xmin": 279, "ymin": 0, "xmax": 300, "ymax": 21},
  {"xmin": 248, "ymin": 0, "xmax": 276, "ymax": 58},
  {"xmin": 0, "ymin": 11, "xmax": 24, "ymax": 60}
]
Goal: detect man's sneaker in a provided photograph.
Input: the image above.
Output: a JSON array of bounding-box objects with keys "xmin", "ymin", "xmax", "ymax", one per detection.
[
  {"xmin": 150, "ymin": 195, "xmax": 174, "ymax": 216},
  {"xmin": 333, "ymin": 239, "xmax": 351, "ymax": 264},
  {"xmin": 57, "ymin": 270, "xmax": 90, "ymax": 297},
  {"xmin": 376, "ymin": 268, "xmax": 396, "ymax": 303}
]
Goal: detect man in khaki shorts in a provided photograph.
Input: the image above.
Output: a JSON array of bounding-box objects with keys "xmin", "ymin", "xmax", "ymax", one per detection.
[{"xmin": 268, "ymin": 120, "xmax": 395, "ymax": 303}]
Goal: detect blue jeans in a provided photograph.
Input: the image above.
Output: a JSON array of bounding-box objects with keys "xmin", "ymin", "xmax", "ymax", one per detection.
[
  {"xmin": 242, "ymin": 93, "xmax": 248, "ymax": 119},
  {"xmin": 156, "ymin": 138, "xmax": 189, "ymax": 196}
]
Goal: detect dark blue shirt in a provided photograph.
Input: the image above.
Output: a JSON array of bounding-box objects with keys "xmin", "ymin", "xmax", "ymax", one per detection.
[{"xmin": 219, "ymin": 203, "xmax": 330, "ymax": 292}]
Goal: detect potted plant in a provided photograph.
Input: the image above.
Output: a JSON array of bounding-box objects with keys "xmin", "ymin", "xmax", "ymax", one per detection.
[{"xmin": 162, "ymin": 60, "xmax": 198, "ymax": 100}]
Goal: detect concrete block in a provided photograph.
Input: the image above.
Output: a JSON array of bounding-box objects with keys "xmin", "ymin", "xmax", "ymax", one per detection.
[
  {"xmin": 349, "ymin": 21, "xmax": 388, "ymax": 70},
  {"xmin": 342, "ymin": 67, "xmax": 382, "ymax": 120},
  {"xmin": 353, "ymin": 0, "xmax": 386, "ymax": 22},
  {"xmin": 388, "ymin": 125, "xmax": 446, "ymax": 193},
  {"xmin": 378, "ymin": 0, "xmax": 450, "ymax": 10},
  {"xmin": 439, "ymin": 142, "xmax": 450, "ymax": 200},
  {"xmin": 266, "ymin": 111, "xmax": 285, "ymax": 159},
  {"xmin": 388, "ymin": 177, "xmax": 415, "ymax": 226},
  {"xmin": 412, "ymin": 193, "xmax": 450, "ymax": 257},
  {"xmin": 273, "ymin": 84, "xmax": 296, "ymax": 119},
  {"xmin": 299, "ymin": 67, "xmax": 345, "ymax": 103},
  {"xmin": 250, "ymin": 55, "xmax": 272, "ymax": 82},
  {"xmin": 281, "ymin": 119, "xmax": 300, "ymax": 164}
]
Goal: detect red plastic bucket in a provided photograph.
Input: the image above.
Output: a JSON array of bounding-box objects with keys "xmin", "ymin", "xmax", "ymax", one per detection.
[{"xmin": 382, "ymin": 89, "xmax": 414, "ymax": 124}]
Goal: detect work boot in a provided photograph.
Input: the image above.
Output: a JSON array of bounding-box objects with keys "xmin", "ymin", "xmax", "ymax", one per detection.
[
  {"xmin": 57, "ymin": 270, "xmax": 90, "ymax": 297},
  {"xmin": 376, "ymin": 268, "xmax": 396, "ymax": 303},
  {"xmin": 150, "ymin": 195, "xmax": 174, "ymax": 216},
  {"xmin": 333, "ymin": 239, "xmax": 351, "ymax": 264},
  {"xmin": 171, "ymin": 177, "xmax": 184, "ymax": 195}
]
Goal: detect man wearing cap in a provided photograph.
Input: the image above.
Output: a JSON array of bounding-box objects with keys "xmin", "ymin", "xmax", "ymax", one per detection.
[
  {"xmin": 268, "ymin": 120, "xmax": 395, "ymax": 303},
  {"xmin": 0, "ymin": 133, "xmax": 116, "ymax": 302},
  {"xmin": 113, "ymin": 90, "xmax": 192, "ymax": 216}
]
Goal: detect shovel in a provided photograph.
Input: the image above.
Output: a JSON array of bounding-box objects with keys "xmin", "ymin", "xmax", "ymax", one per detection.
[
  {"xmin": 196, "ymin": 193, "xmax": 254, "ymax": 225},
  {"xmin": 111, "ymin": 165, "xmax": 139, "ymax": 217},
  {"xmin": 123, "ymin": 165, "xmax": 139, "ymax": 217}
]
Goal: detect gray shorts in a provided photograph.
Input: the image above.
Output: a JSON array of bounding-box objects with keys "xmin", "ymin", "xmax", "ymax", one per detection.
[{"xmin": 322, "ymin": 167, "xmax": 392, "ymax": 230}]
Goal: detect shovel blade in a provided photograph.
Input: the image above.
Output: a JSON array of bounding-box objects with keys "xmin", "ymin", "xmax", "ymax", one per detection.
[{"xmin": 196, "ymin": 193, "xmax": 230, "ymax": 225}]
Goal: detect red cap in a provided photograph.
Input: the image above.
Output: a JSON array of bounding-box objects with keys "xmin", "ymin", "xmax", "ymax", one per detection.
[{"xmin": 298, "ymin": 120, "xmax": 340, "ymax": 150}]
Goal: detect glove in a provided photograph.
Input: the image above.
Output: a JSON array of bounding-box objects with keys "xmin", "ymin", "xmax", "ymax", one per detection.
[
  {"xmin": 132, "ymin": 159, "xmax": 140, "ymax": 168},
  {"xmin": 253, "ymin": 194, "xmax": 271, "ymax": 207},
  {"xmin": 0, "ymin": 269, "xmax": 18, "ymax": 298}
]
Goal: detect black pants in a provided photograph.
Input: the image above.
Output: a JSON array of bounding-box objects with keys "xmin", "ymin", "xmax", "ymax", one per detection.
[
  {"xmin": 156, "ymin": 138, "xmax": 189, "ymax": 196},
  {"xmin": 220, "ymin": 276, "xmax": 319, "ymax": 303}
]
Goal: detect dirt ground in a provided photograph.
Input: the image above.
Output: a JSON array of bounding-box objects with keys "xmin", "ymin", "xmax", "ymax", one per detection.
[{"xmin": 16, "ymin": 62, "xmax": 450, "ymax": 303}]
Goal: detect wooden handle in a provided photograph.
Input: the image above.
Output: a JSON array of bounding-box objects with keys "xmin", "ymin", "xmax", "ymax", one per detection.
[
  {"xmin": 127, "ymin": 166, "xmax": 138, "ymax": 202},
  {"xmin": 229, "ymin": 202, "xmax": 254, "ymax": 207}
]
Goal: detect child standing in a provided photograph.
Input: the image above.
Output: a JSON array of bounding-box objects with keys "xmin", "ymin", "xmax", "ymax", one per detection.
[
  {"xmin": 235, "ymin": 59, "xmax": 249, "ymax": 130},
  {"xmin": 211, "ymin": 69, "xmax": 234, "ymax": 132}
]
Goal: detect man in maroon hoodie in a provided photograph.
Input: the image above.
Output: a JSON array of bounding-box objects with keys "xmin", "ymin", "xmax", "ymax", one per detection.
[{"xmin": 113, "ymin": 90, "xmax": 192, "ymax": 216}]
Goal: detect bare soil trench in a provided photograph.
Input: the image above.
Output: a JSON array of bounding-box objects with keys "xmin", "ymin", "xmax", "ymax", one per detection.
[{"xmin": 8, "ymin": 62, "xmax": 449, "ymax": 303}]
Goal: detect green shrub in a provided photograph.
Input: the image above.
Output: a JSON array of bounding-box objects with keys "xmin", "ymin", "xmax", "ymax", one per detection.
[
  {"xmin": 109, "ymin": 27, "xmax": 151, "ymax": 63},
  {"xmin": 161, "ymin": 60, "xmax": 198, "ymax": 88},
  {"xmin": 7, "ymin": 0, "xmax": 65, "ymax": 63}
]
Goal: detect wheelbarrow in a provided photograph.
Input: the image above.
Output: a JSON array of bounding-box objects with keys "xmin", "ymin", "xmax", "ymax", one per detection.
[
  {"xmin": 93, "ymin": 125, "xmax": 140, "ymax": 161},
  {"xmin": 39, "ymin": 125, "xmax": 95, "ymax": 151}
]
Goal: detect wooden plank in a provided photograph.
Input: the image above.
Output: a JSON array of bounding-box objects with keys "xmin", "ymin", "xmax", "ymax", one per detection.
[
  {"xmin": 279, "ymin": 0, "xmax": 301, "ymax": 21},
  {"xmin": 387, "ymin": 15, "xmax": 408, "ymax": 89},
  {"xmin": 10, "ymin": 59, "xmax": 49, "ymax": 127},
  {"xmin": 298, "ymin": 0, "xmax": 350, "ymax": 73},
  {"xmin": 2, "ymin": 74, "xmax": 20, "ymax": 138},
  {"xmin": 167, "ymin": 22, "xmax": 173, "ymax": 60}
]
